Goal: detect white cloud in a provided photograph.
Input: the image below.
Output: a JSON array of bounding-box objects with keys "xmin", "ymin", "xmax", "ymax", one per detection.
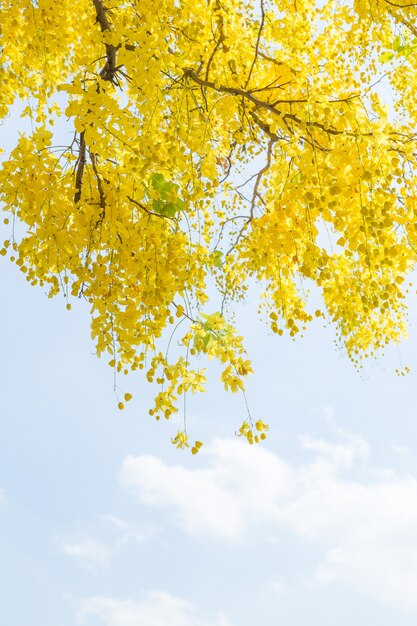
[
  {"xmin": 312, "ymin": 472, "xmax": 417, "ymax": 610},
  {"xmin": 61, "ymin": 538, "xmax": 112, "ymax": 572},
  {"xmin": 267, "ymin": 578, "xmax": 285, "ymax": 595},
  {"xmin": 300, "ymin": 431, "xmax": 369, "ymax": 469},
  {"xmin": 119, "ymin": 441, "xmax": 291, "ymax": 540},
  {"xmin": 386, "ymin": 443, "xmax": 411, "ymax": 458},
  {"xmin": 101, "ymin": 514, "xmax": 155, "ymax": 549},
  {"xmin": 119, "ymin": 430, "xmax": 417, "ymax": 612},
  {"xmin": 60, "ymin": 516, "xmax": 154, "ymax": 572},
  {"xmin": 76, "ymin": 591, "xmax": 231, "ymax": 626}
]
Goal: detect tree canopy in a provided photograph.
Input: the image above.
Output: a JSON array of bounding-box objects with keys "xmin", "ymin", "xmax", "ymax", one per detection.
[{"xmin": 1, "ymin": 0, "xmax": 417, "ymax": 449}]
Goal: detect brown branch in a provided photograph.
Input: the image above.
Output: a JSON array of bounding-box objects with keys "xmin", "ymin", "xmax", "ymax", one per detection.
[
  {"xmin": 225, "ymin": 138, "xmax": 275, "ymax": 257},
  {"xmin": 183, "ymin": 68, "xmax": 349, "ymax": 138},
  {"xmin": 249, "ymin": 110, "xmax": 280, "ymax": 140},
  {"xmin": 184, "ymin": 68, "xmax": 287, "ymax": 112},
  {"xmin": 74, "ymin": 131, "xmax": 86, "ymax": 204},
  {"xmin": 384, "ymin": 0, "xmax": 417, "ymax": 7},
  {"xmin": 73, "ymin": 1, "xmax": 123, "ymax": 206},
  {"xmin": 244, "ymin": 0, "xmax": 265, "ymax": 88},
  {"xmin": 90, "ymin": 151, "xmax": 106, "ymax": 217},
  {"xmin": 205, "ymin": 23, "xmax": 225, "ymax": 81},
  {"xmin": 205, "ymin": 37, "xmax": 223, "ymax": 81},
  {"xmin": 214, "ymin": 215, "xmax": 251, "ymax": 249},
  {"xmin": 225, "ymin": 218, "xmax": 252, "ymax": 258},
  {"xmin": 249, "ymin": 75, "xmax": 291, "ymax": 95},
  {"xmin": 126, "ymin": 195, "xmax": 176, "ymax": 220},
  {"xmin": 250, "ymin": 137, "xmax": 275, "ymax": 217},
  {"xmin": 387, "ymin": 7, "xmax": 417, "ymax": 37},
  {"xmin": 252, "ymin": 100, "xmax": 328, "ymax": 152},
  {"xmin": 258, "ymin": 51, "xmax": 286, "ymax": 66},
  {"xmin": 92, "ymin": 0, "xmax": 118, "ymax": 83}
]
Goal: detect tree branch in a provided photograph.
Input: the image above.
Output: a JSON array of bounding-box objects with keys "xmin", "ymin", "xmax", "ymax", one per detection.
[
  {"xmin": 74, "ymin": 131, "xmax": 86, "ymax": 204},
  {"xmin": 244, "ymin": 0, "xmax": 265, "ymax": 88},
  {"xmin": 92, "ymin": 0, "xmax": 118, "ymax": 82},
  {"xmin": 183, "ymin": 68, "xmax": 348, "ymax": 138}
]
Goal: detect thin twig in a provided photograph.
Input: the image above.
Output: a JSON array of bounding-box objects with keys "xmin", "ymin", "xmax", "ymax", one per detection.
[
  {"xmin": 74, "ymin": 131, "xmax": 86, "ymax": 204},
  {"xmin": 184, "ymin": 68, "xmax": 367, "ymax": 139},
  {"xmin": 244, "ymin": 0, "xmax": 265, "ymax": 88}
]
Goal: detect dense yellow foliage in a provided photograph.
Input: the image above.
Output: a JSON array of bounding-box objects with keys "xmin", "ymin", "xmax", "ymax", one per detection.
[{"xmin": 1, "ymin": 0, "xmax": 417, "ymax": 447}]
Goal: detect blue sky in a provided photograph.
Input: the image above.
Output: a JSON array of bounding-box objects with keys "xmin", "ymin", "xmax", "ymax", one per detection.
[{"xmin": 3, "ymin": 108, "xmax": 417, "ymax": 625}]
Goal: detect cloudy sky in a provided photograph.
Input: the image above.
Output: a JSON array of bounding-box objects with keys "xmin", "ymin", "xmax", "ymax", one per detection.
[{"xmin": 3, "ymin": 110, "xmax": 417, "ymax": 626}]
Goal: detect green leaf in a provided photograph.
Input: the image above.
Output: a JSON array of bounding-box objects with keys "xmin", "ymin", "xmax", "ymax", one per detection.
[
  {"xmin": 150, "ymin": 172, "xmax": 165, "ymax": 190},
  {"xmin": 291, "ymin": 171, "xmax": 302, "ymax": 184},
  {"xmin": 379, "ymin": 51, "xmax": 394, "ymax": 63},
  {"xmin": 163, "ymin": 202, "xmax": 179, "ymax": 217},
  {"xmin": 212, "ymin": 250, "xmax": 223, "ymax": 268},
  {"xmin": 148, "ymin": 173, "xmax": 185, "ymax": 216},
  {"xmin": 393, "ymin": 36, "xmax": 402, "ymax": 52}
]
